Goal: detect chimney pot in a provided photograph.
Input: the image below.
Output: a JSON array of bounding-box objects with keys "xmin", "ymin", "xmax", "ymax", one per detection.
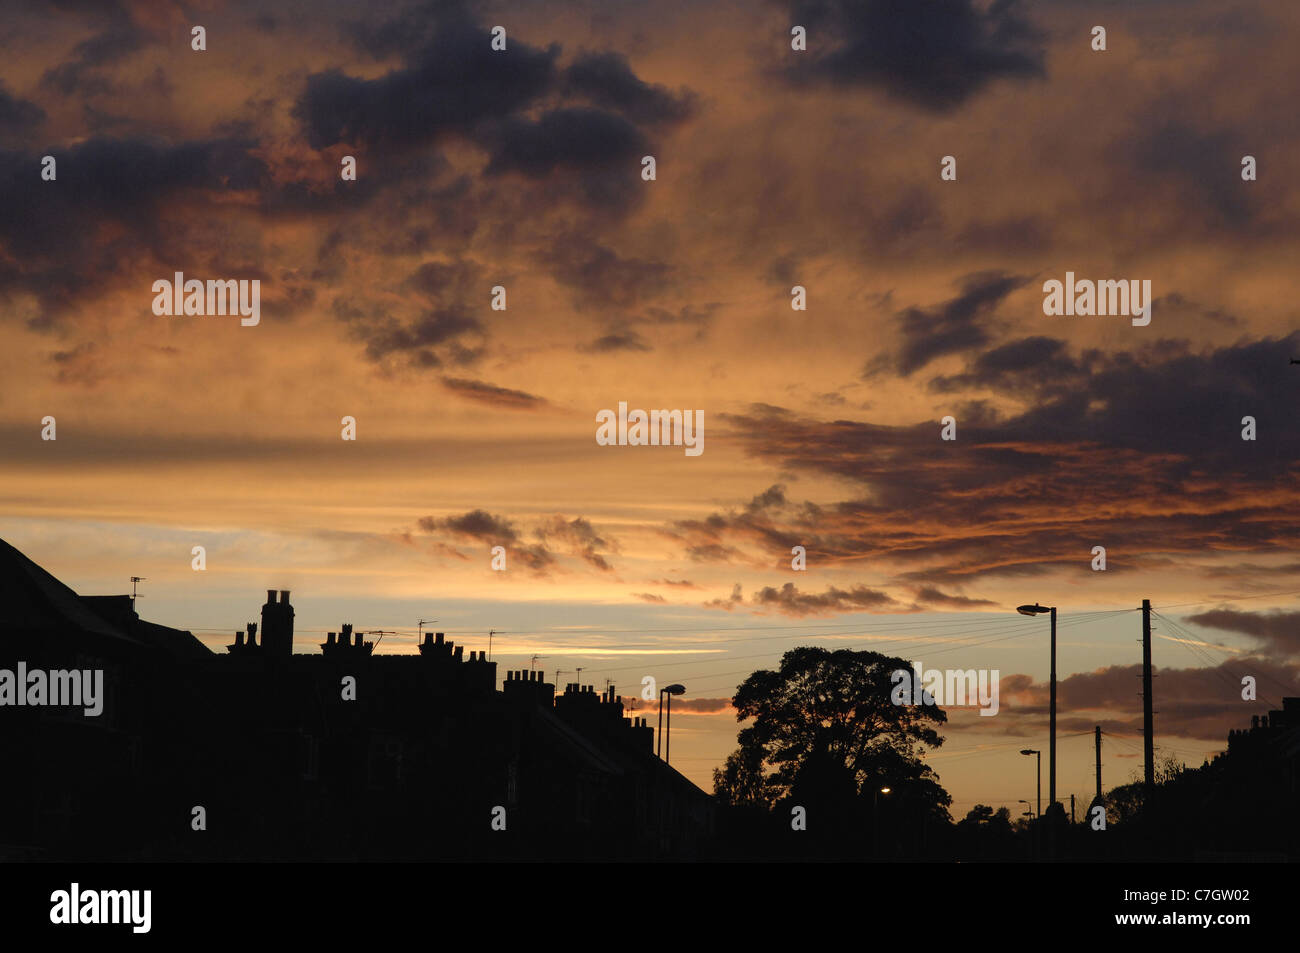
[
  {"xmin": 235, "ymin": 630, "xmax": 244, "ymax": 646},
  {"xmin": 436, "ymin": 632, "xmax": 445, "ymax": 645},
  {"xmin": 267, "ymin": 589, "xmax": 276, "ymax": 604},
  {"xmin": 280, "ymin": 590, "xmax": 290, "ymax": 603}
]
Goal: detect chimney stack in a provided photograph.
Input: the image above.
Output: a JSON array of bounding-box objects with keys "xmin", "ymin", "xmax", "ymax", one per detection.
[{"xmin": 259, "ymin": 588, "xmax": 295, "ymax": 656}]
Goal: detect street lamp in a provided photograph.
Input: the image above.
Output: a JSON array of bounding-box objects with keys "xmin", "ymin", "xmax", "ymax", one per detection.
[
  {"xmin": 659, "ymin": 684, "xmax": 686, "ymax": 764},
  {"xmin": 1016, "ymin": 603, "xmax": 1057, "ymax": 811},
  {"xmin": 1020, "ymin": 749, "xmax": 1041, "ymax": 819}
]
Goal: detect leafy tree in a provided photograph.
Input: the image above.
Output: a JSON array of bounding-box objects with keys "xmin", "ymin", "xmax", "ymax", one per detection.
[
  {"xmin": 713, "ymin": 646, "xmax": 951, "ymax": 822},
  {"xmin": 1105, "ymin": 781, "xmax": 1146, "ymax": 823},
  {"xmin": 955, "ymin": 804, "xmax": 1018, "ymax": 859},
  {"xmin": 958, "ymin": 804, "xmax": 997, "ymax": 826},
  {"xmin": 712, "ymin": 743, "xmax": 774, "ymax": 808}
]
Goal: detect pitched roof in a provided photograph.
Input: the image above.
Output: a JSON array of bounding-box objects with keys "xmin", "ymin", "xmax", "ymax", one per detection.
[
  {"xmin": 0, "ymin": 538, "xmax": 138, "ymax": 642},
  {"xmin": 0, "ymin": 538, "xmax": 211, "ymax": 659}
]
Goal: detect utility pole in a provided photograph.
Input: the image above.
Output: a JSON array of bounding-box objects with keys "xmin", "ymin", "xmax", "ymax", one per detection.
[
  {"xmin": 1049, "ymin": 606, "xmax": 1057, "ymax": 811},
  {"xmin": 1142, "ymin": 599, "xmax": 1154, "ymax": 793},
  {"xmin": 1095, "ymin": 725, "xmax": 1103, "ymax": 803}
]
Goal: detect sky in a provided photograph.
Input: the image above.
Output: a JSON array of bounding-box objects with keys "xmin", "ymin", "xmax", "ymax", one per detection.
[{"xmin": 1, "ymin": 0, "xmax": 1298, "ymax": 815}]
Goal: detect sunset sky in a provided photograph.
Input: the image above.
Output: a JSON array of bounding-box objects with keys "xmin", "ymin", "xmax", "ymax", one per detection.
[{"xmin": 2, "ymin": 0, "xmax": 1298, "ymax": 814}]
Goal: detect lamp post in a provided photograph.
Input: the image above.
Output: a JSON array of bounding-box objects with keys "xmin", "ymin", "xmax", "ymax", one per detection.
[
  {"xmin": 1016, "ymin": 603, "xmax": 1057, "ymax": 811},
  {"xmin": 1020, "ymin": 749, "xmax": 1041, "ymax": 819},
  {"xmin": 660, "ymin": 683, "xmax": 685, "ymax": 764}
]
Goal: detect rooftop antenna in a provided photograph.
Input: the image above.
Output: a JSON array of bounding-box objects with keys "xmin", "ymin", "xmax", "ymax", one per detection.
[
  {"xmin": 364, "ymin": 630, "xmax": 397, "ymax": 651},
  {"xmin": 129, "ymin": 577, "xmax": 146, "ymax": 609},
  {"xmin": 576, "ymin": 666, "xmax": 584, "ymax": 687},
  {"xmin": 488, "ymin": 628, "xmax": 496, "ymax": 661},
  {"xmin": 529, "ymin": 654, "xmax": 546, "ymax": 672},
  {"xmin": 418, "ymin": 619, "xmax": 437, "ymax": 644}
]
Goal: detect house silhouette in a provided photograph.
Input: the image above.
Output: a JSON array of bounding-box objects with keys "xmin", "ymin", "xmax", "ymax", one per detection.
[{"xmin": 0, "ymin": 539, "xmax": 712, "ymax": 861}]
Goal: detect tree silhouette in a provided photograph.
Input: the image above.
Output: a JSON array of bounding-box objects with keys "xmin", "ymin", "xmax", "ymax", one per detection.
[{"xmin": 713, "ymin": 647, "xmax": 952, "ymax": 830}]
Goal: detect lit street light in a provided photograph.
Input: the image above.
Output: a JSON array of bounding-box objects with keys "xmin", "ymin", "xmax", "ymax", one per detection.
[{"xmin": 873, "ymin": 786, "xmax": 892, "ymax": 858}]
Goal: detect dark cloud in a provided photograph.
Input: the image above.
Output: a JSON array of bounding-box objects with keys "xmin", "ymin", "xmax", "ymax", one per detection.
[
  {"xmin": 0, "ymin": 136, "xmax": 268, "ymax": 327},
  {"xmin": 985, "ymin": 658, "xmax": 1300, "ymax": 744},
  {"xmin": 663, "ymin": 697, "xmax": 733, "ymax": 714},
  {"xmin": 0, "ymin": 82, "xmax": 44, "ymax": 135},
  {"xmin": 746, "ymin": 484, "xmax": 787, "ymax": 513},
  {"xmin": 704, "ymin": 583, "xmax": 745, "ymax": 610},
  {"xmin": 1186, "ymin": 610, "xmax": 1300, "ymax": 659},
  {"xmin": 294, "ymin": 14, "xmax": 559, "ymax": 150},
  {"xmin": 540, "ymin": 238, "xmax": 672, "ymax": 309},
  {"xmin": 478, "ymin": 107, "xmax": 650, "ymax": 214},
  {"xmin": 405, "ymin": 259, "xmax": 483, "ymax": 300},
  {"xmin": 564, "ymin": 51, "xmax": 695, "ymax": 125},
  {"xmin": 751, "ymin": 582, "xmax": 900, "ymax": 617},
  {"xmin": 440, "ymin": 377, "xmax": 546, "ymax": 409},
  {"xmin": 633, "ymin": 592, "xmax": 666, "ymax": 603},
  {"xmin": 704, "ymin": 332, "xmax": 1300, "ymax": 582},
  {"xmin": 416, "ymin": 509, "xmax": 613, "ymax": 574},
  {"xmin": 293, "ymin": 14, "xmax": 698, "ymax": 241},
  {"xmin": 928, "ymin": 335, "xmax": 1098, "ymax": 395},
  {"xmin": 914, "ymin": 586, "xmax": 998, "ymax": 609},
  {"xmin": 335, "ymin": 302, "xmax": 483, "ymax": 366},
  {"xmin": 40, "ymin": 22, "xmax": 148, "ymax": 95},
  {"xmin": 874, "ymin": 271, "xmax": 1029, "ymax": 376},
  {"xmin": 538, "ymin": 516, "xmax": 616, "ymax": 571},
  {"xmin": 1130, "ymin": 120, "xmax": 1264, "ymax": 231},
  {"xmin": 331, "ymin": 257, "xmax": 489, "ymax": 371},
  {"xmin": 419, "ymin": 509, "xmax": 518, "ymax": 544},
  {"xmin": 784, "ymin": 0, "xmax": 1045, "ymax": 112},
  {"xmin": 582, "ymin": 330, "xmax": 652, "ymax": 353}
]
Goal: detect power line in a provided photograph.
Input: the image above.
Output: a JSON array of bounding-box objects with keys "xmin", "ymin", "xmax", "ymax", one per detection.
[{"xmin": 1155, "ymin": 588, "xmax": 1300, "ymax": 611}]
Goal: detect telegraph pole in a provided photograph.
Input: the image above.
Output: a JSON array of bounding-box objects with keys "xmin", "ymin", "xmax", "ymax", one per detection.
[
  {"xmin": 1049, "ymin": 606, "xmax": 1057, "ymax": 810},
  {"xmin": 1095, "ymin": 725, "xmax": 1102, "ymax": 803},
  {"xmin": 1142, "ymin": 599, "xmax": 1154, "ymax": 793}
]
